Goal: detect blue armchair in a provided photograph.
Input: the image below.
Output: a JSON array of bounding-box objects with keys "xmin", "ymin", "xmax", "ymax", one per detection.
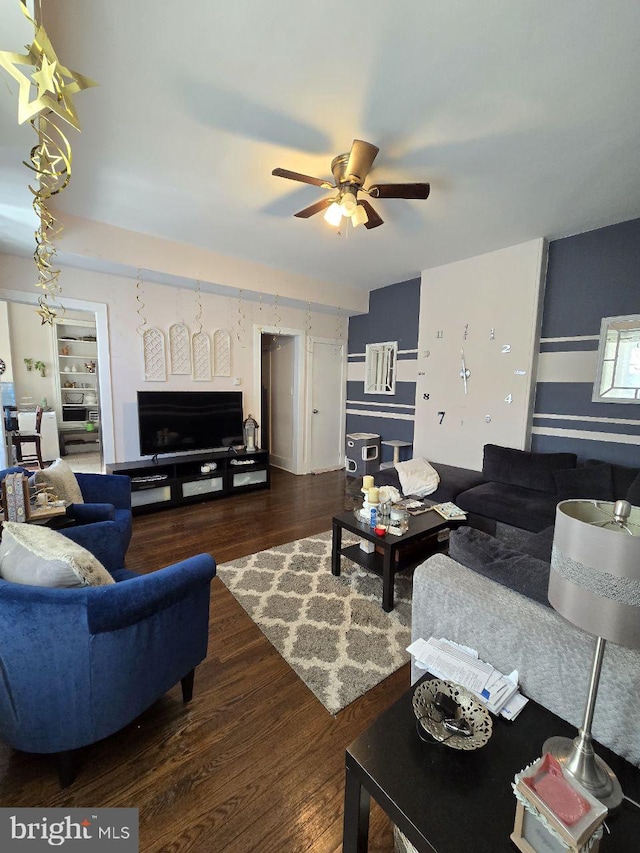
[
  {"xmin": 0, "ymin": 520, "xmax": 216, "ymax": 786},
  {"xmin": 0, "ymin": 467, "xmax": 133, "ymax": 561}
]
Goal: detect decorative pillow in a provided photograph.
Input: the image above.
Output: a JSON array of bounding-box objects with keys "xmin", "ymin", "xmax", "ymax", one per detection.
[
  {"xmin": 448, "ymin": 526, "xmax": 551, "ymax": 607},
  {"xmin": 482, "ymin": 444, "xmax": 577, "ymax": 494},
  {"xmin": 30, "ymin": 458, "xmax": 84, "ymax": 504},
  {"xmin": 627, "ymin": 472, "xmax": 640, "ymax": 506},
  {"xmin": 553, "ymin": 464, "xmax": 614, "ymax": 501},
  {"xmin": 0, "ymin": 521, "xmax": 114, "ymax": 588}
]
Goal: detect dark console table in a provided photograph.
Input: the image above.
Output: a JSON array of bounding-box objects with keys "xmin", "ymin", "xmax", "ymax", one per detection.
[
  {"xmin": 107, "ymin": 449, "xmax": 270, "ymax": 514},
  {"xmin": 343, "ymin": 675, "xmax": 640, "ymax": 852}
]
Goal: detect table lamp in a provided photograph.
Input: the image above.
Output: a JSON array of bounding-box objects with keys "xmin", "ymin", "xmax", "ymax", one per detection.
[{"xmin": 543, "ymin": 499, "xmax": 640, "ymax": 810}]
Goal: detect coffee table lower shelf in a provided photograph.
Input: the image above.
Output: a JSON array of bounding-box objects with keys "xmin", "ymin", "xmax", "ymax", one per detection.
[{"xmin": 339, "ymin": 541, "xmax": 446, "ymax": 577}]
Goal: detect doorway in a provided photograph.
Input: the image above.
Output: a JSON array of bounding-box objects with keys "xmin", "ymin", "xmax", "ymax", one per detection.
[
  {"xmin": 0, "ymin": 288, "xmax": 115, "ymax": 469},
  {"xmin": 258, "ymin": 328, "xmax": 302, "ymax": 474}
]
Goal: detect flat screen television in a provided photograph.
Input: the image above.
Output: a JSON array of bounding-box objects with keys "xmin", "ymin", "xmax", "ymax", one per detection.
[{"xmin": 137, "ymin": 390, "xmax": 244, "ymax": 456}]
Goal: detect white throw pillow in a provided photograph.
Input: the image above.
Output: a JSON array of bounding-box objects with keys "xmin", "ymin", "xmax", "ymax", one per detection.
[
  {"xmin": 0, "ymin": 521, "xmax": 114, "ymax": 588},
  {"xmin": 31, "ymin": 458, "xmax": 84, "ymax": 504}
]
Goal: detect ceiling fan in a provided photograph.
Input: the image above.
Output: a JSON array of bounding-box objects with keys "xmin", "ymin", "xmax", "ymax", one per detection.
[{"xmin": 272, "ymin": 139, "xmax": 430, "ymax": 230}]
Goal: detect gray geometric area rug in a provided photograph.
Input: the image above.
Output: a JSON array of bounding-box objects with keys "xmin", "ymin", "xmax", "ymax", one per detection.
[{"xmin": 217, "ymin": 530, "xmax": 411, "ymax": 714}]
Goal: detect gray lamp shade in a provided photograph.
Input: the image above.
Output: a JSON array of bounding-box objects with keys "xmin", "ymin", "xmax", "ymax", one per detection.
[{"xmin": 549, "ymin": 500, "xmax": 640, "ymax": 649}]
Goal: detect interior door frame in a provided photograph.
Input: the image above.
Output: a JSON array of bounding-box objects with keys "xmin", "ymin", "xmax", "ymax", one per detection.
[
  {"xmin": 305, "ymin": 335, "xmax": 346, "ymax": 474},
  {"xmin": 252, "ymin": 323, "xmax": 305, "ymax": 475},
  {"xmin": 0, "ymin": 287, "xmax": 116, "ymax": 465}
]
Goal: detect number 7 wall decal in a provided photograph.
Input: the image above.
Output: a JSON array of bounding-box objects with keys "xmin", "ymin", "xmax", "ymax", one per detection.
[{"xmin": 437, "ymin": 411, "xmax": 445, "ymax": 424}]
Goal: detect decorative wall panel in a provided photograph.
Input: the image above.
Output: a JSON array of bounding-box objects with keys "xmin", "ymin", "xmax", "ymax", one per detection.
[
  {"xmin": 192, "ymin": 332, "xmax": 212, "ymax": 381},
  {"xmin": 169, "ymin": 323, "xmax": 191, "ymax": 374},
  {"xmin": 213, "ymin": 329, "xmax": 231, "ymax": 376},
  {"xmin": 142, "ymin": 328, "xmax": 166, "ymax": 382}
]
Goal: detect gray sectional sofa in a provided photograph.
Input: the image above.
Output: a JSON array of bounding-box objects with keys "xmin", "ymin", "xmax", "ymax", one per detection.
[
  {"xmin": 398, "ymin": 444, "xmax": 640, "ymax": 767},
  {"xmin": 376, "ymin": 443, "xmax": 640, "ymax": 537},
  {"xmin": 411, "ymin": 551, "xmax": 640, "ymax": 767}
]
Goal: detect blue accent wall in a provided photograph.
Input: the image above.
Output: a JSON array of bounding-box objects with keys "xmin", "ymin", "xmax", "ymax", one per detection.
[
  {"xmin": 347, "ymin": 277, "xmax": 420, "ymax": 465},
  {"xmin": 532, "ymin": 217, "xmax": 640, "ymax": 467},
  {"xmin": 349, "ymin": 278, "xmax": 420, "ymax": 353},
  {"xmin": 541, "ymin": 218, "xmax": 640, "ymax": 338}
]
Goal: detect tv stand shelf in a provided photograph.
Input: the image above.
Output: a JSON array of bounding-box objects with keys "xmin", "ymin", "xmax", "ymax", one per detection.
[{"xmin": 106, "ymin": 449, "xmax": 270, "ymax": 514}]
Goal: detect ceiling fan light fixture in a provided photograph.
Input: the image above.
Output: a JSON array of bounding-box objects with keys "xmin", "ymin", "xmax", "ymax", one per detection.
[
  {"xmin": 339, "ymin": 190, "xmax": 358, "ymax": 217},
  {"xmin": 351, "ymin": 203, "xmax": 368, "ymax": 228},
  {"xmin": 323, "ymin": 202, "xmax": 343, "ymax": 227}
]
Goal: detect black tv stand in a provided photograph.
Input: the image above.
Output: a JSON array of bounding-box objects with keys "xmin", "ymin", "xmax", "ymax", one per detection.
[{"xmin": 106, "ymin": 449, "xmax": 270, "ymax": 514}]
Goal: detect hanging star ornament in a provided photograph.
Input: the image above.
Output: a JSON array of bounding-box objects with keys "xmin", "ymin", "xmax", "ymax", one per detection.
[
  {"xmin": 0, "ymin": 1, "xmax": 97, "ymax": 325},
  {"xmin": 0, "ymin": 22, "xmax": 97, "ymax": 130}
]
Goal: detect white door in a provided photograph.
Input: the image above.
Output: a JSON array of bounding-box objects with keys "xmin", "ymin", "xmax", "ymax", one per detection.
[{"xmin": 308, "ymin": 338, "xmax": 346, "ymax": 473}]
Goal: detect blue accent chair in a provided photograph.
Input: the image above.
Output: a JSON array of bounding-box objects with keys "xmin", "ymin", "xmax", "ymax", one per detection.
[
  {"xmin": 0, "ymin": 519, "xmax": 216, "ymax": 786},
  {"xmin": 0, "ymin": 467, "xmax": 133, "ymax": 561}
]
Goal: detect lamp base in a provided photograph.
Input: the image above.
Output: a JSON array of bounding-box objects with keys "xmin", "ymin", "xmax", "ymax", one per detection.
[{"xmin": 543, "ymin": 735, "xmax": 623, "ymax": 810}]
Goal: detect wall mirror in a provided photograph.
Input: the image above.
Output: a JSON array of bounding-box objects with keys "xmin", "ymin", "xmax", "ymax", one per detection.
[
  {"xmin": 592, "ymin": 314, "xmax": 640, "ymax": 403},
  {"xmin": 365, "ymin": 341, "xmax": 397, "ymax": 395}
]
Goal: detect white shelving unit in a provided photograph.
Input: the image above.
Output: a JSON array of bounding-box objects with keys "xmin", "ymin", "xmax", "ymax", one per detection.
[{"xmin": 53, "ymin": 318, "xmax": 101, "ymax": 455}]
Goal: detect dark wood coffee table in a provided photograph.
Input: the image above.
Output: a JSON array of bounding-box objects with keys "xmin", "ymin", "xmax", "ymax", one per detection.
[
  {"xmin": 343, "ymin": 674, "xmax": 640, "ymax": 852},
  {"xmin": 331, "ymin": 509, "xmax": 463, "ymax": 612}
]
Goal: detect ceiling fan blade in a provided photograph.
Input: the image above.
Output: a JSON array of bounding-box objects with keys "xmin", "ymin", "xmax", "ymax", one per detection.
[
  {"xmin": 359, "ymin": 199, "xmax": 384, "ymax": 229},
  {"xmin": 368, "ymin": 182, "xmax": 431, "ymax": 200},
  {"xmin": 345, "ymin": 140, "xmax": 379, "ymax": 183},
  {"xmin": 272, "ymin": 167, "xmax": 333, "ymax": 188},
  {"xmin": 294, "ymin": 197, "xmax": 334, "ymax": 218}
]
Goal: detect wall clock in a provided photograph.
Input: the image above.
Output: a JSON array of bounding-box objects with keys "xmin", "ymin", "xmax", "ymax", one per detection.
[{"xmin": 414, "ymin": 239, "xmax": 545, "ymax": 470}]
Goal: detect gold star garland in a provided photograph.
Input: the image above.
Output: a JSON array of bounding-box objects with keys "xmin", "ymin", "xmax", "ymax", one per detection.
[{"xmin": 0, "ymin": 1, "xmax": 97, "ymax": 323}]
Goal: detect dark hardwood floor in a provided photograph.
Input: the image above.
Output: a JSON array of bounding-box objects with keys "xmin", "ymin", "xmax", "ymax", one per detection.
[{"xmin": 0, "ymin": 468, "xmax": 410, "ymax": 852}]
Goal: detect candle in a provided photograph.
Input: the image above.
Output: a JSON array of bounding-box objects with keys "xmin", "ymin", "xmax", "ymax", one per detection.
[
  {"xmin": 368, "ymin": 487, "xmax": 380, "ymax": 504},
  {"xmin": 362, "ymin": 475, "xmax": 374, "ymax": 490}
]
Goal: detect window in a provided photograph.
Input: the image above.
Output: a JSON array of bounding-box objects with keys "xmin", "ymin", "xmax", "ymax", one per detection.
[
  {"xmin": 365, "ymin": 341, "xmax": 397, "ymax": 395},
  {"xmin": 593, "ymin": 315, "xmax": 640, "ymax": 403}
]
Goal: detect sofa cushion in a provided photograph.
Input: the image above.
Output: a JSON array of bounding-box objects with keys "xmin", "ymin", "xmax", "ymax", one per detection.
[
  {"xmin": 448, "ymin": 526, "xmax": 550, "ymax": 607},
  {"xmin": 628, "ymin": 473, "xmax": 640, "ymax": 506},
  {"xmin": 0, "ymin": 521, "xmax": 114, "ymax": 588},
  {"xmin": 554, "ymin": 463, "xmax": 614, "ymax": 501},
  {"xmin": 495, "ymin": 524, "xmax": 555, "ymax": 562},
  {"xmin": 456, "ymin": 482, "xmax": 558, "ymax": 532},
  {"xmin": 482, "ymin": 444, "xmax": 577, "ymax": 494},
  {"xmin": 31, "ymin": 458, "xmax": 84, "ymax": 504},
  {"xmin": 586, "ymin": 459, "xmax": 640, "ymax": 501}
]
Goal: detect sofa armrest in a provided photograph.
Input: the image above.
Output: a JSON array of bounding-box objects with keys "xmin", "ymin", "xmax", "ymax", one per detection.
[
  {"xmin": 61, "ymin": 520, "xmax": 123, "ymax": 576},
  {"xmin": 68, "ymin": 502, "xmax": 116, "ymax": 523},
  {"xmin": 87, "ymin": 554, "xmax": 217, "ymax": 633},
  {"xmin": 412, "ymin": 554, "xmax": 640, "ymax": 767},
  {"xmin": 75, "ymin": 472, "xmax": 132, "ymax": 510}
]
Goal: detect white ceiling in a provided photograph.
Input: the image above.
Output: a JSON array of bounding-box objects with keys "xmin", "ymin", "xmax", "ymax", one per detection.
[{"xmin": 2, "ymin": 0, "xmax": 640, "ymax": 306}]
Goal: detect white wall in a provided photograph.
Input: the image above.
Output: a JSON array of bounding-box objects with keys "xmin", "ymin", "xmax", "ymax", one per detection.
[
  {"xmin": 414, "ymin": 239, "xmax": 546, "ymax": 470},
  {"xmin": 0, "ymin": 252, "xmax": 347, "ymax": 463},
  {"xmin": 0, "ymin": 301, "xmax": 14, "ymax": 383},
  {"xmin": 6, "ymin": 302, "xmax": 58, "ymax": 408}
]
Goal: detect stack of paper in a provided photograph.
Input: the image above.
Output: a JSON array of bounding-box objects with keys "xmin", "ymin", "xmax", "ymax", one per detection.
[{"xmin": 407, "ymin": 636, "xmax": 529, "ymax": 720}]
